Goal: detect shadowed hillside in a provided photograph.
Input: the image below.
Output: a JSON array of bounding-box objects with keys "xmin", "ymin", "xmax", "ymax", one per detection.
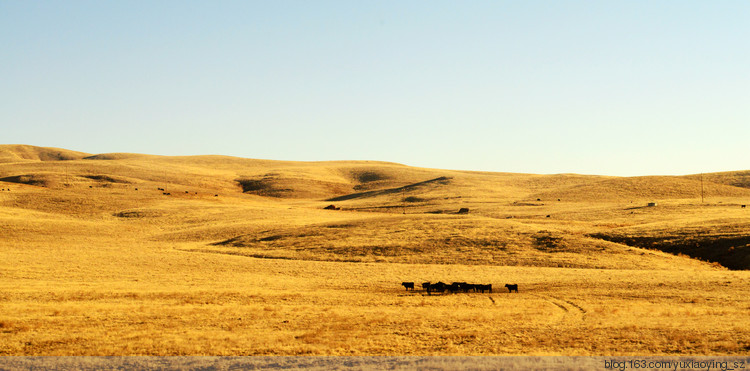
[
  {"xmin": 327, "ymin": 176, "xmax": 454, "ymax": 202},
  {"xmin": 1, "ymin": 144, "xmax": 749, "ymax": 270},
  {"xmin": 591, "ymin": 218, "xmax": 750, "ymax": 270}
]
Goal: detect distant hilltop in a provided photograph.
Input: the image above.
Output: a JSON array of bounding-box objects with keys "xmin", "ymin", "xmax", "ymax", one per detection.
[
  {"xmin": 2, "ymin": 144, "xmax": 750, "ymax": 270},
  {"xmin": 2, "ymin": 144, "xmax": 750, "ymax": 202}
]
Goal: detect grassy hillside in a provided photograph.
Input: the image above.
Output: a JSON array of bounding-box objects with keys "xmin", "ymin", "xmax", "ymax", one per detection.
[
  {"xmin": 2, "ymin": 144, "xmax": 750, "ymax": 269},
  {"xmin": 0, "ymin": 144, "xmax": 90, "ymax": 163},
  {"xmin": 1, "ymin": 145, "xmax": 749, "ymax": 356},
  {"xmin": 532, "ymin": 176, "xmax": 750, "ymax": 202},
  {"xmin": 684, "ymin": 170, "xmax": 750, "ymax": 190}
]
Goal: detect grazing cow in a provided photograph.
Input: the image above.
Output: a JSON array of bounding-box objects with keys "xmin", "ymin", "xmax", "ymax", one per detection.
[
  {"xmin": 324, "ymin": 204, "xmax": 340, "ymax": 210},
  {"xmin": 185, "ymin": 191, "xmax": 189, "ymax": 194},
  {"xmin": 476, "ymin": 284, "xmax": 492, "ymax": 293},
  {"xmin": 135, "ymin": 188, "xmax": 138, "ymax": 191},
  {"xmin": 505, "ymin": 284, "xmax": 519, "ymax": 293},
  {"xmin": 401, "ymin": 282, "xmax": 415, "ymax": 291},
  {"xmin": 742, "ymin": 205, "xmax": 747, "ymax": 208},
  {"xmin": 422, "ymin": 282, "xmax": 431, "ymax": 291},
  {"xmin": 214, "ymin": 194, "xmax": 218, "ymax": 197},
  {"xmin": 158, "ymin": 188, "xmax": 164, "ymax": 191},
  {"xmin": 457, "ymin": 208, "xmax": 470, "ymax": 214},
  {"xmin": 460, "ymin": 283, "xmax": 477, "ymax": 292},
  {"xmin": 428, "ymin": 282, "xmax": 447, "ymax": 295}
]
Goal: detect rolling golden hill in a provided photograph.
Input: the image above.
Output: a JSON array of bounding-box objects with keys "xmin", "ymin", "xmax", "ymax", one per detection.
[
  {"xmin": 1, "ymin": 144, "xmax": 749, "ymax": 270},
  {"xmin": 0, "ymin": 144, "xmax": 90, "ymax": 163},
  {"xmin": 2, "ymin": 144, "xmax": 750, "ymax": 356}
]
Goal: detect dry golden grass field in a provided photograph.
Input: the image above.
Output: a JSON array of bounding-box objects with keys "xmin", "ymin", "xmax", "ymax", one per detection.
[{"xmin": 1, "ymin": 144, "xmax": 749, "ymax": 355}]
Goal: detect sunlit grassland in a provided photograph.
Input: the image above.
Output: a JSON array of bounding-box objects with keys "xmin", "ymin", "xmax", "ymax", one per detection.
[
  {"xmin": 2, "ymin": 246, "xmax": 748, "ymax": 355},
  {"xmin": 1, "ymin": 145, "xmax": 750, "ymax": 355}
]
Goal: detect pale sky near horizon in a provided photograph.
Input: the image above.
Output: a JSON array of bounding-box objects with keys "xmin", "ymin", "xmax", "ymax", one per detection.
[{"xmin": 2, "ymin": 1, "xmax": 748, "ymax": 176}]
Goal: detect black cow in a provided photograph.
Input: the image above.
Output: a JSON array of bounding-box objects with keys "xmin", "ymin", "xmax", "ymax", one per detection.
[
  {"xmin": 446, "ymin": 282, "xmax": 461, "ymax": 293},
  {"xmin": 428, "ymin": 282, "xmax": 447, "ymax": 295},
  {"xmin": 457, "ymin": 283, "xmax": 476, "ymax": 292},
  {"xmin": 401, "ymin": 282, "xmax": 415, "ymax": 291},
  {"xmin": 422, "ymin": 282, "xmax": 431, "ymax": 291},
  {"xmin": 505, "ymin": 284, "xmax": 518, "ymax": 293},
  {"xmin": 476, "ymin": 284, "xmax": 492, "ymax": 293}
]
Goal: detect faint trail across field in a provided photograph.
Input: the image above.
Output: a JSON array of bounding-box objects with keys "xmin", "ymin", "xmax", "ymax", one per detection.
[
  {"xmin": 533, "ymin": 294, "xmax": 586, "ymax": 324},
  {"xmin": 553, "ymin": 295, "xmax": 588, "ymax": 315}
]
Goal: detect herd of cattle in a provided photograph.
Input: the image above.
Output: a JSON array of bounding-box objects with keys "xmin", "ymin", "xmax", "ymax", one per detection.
[{"xmin": 401, "ymin": 281, "xmax": 518, "ymax": 294}]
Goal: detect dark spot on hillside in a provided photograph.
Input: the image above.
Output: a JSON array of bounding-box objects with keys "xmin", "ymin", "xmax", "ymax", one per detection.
[
  {"xmin": 533, "ymin": 231, "xmax": 565, "ymax": 252},
  {"xmin": 512, "ymin": 202, "xmax": 544, "ymax": 206},
  {"xmin": 82, "ymin": 175, "xmax": 130, "ymax": 184},
  {"xmin": 357, "ymin": 171, "xmax": 386, "ymax": 183},
  {"xmin": 113, "ymin": 210, "xmax": 162, "ymax": 218},
  {"xmin": 0, "ymin": 174, "xmax": 53, "ymax": 187},
  {"xmin": 237, "ymin": 179, "xmax": 266, "ymax": 192},
  {"xmin": 114, "ymin": 211, "xmax": 143, "ymax": 218},
  {"xmin": 328, "ymin": 176, "xmax": 452, "ymax": 202},
  {"xmin": 258, "ymin": 235, "xmax": 283, "ymax": 242},
  {"xmin": 326, "ymin": 224, "xmax": 354, "ymax": 229}
]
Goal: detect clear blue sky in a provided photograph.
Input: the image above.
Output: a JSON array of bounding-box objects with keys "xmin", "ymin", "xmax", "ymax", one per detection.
[{"xmin": 2, "ymin": 1, "xmax": 748, "ymax": 176}]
